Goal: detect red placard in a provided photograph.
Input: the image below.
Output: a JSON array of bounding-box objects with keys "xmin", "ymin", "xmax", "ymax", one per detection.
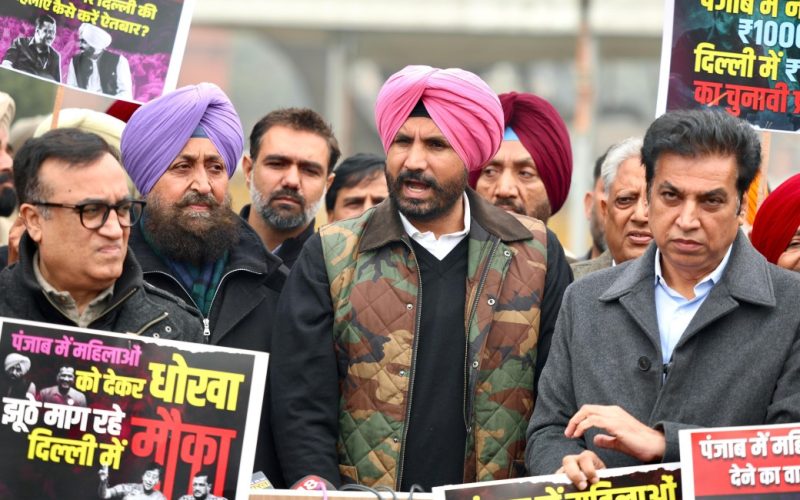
[{"xmin": 680, "ymin": 423, "xmax": 800, "ymax": 498}]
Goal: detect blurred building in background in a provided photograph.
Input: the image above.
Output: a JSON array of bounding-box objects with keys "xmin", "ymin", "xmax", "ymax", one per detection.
[{"xmin": 4, "ymin": 0, "xmax": 798, "ymax": 253}]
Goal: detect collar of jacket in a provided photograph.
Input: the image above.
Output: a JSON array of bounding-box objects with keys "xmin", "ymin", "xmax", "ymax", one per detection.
[
  {"xmin": 238, "ymin": 203, "xmax": 315, "ymax": 256},
  {"xmin": 599, "ymin": 231, "xmax": 776, "ymax": 307},
  {"xmin": 358, "ymin": 188, "xmax": 535, "ymax": 252},
  {"xmin": 17, "ymin": 231, "xmax": 144, "ymax": 304},
  {"xmin": 129, "ymin": 214, "xmax": 283, "ymax": 278}
]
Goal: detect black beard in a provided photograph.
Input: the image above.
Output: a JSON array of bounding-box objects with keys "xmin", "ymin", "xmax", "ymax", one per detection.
[
  {"xmin": 0, "ymin": 187, "xmax": 16, "ymax": 217},
  {"xmin": 386, "ymin": 168, "xmax": 466, "ymax": 223},
  {"xmin": 144, "ymin": 192, "xmax": 241, "ymax": 266}
]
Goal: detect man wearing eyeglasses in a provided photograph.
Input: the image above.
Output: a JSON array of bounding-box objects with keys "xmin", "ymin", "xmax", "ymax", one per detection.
[{"xmin": 0, "ymin": 128, "xmax": 203, "ymax": 340}]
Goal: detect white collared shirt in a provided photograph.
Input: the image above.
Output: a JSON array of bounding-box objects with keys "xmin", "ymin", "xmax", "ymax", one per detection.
[
  {"xmin": 398, "ymin": 193, "xmax": 470, "ymax": 260},
  {"xmin": 654, "ymin": 245, "xmax": 733, "ymax": 365}
]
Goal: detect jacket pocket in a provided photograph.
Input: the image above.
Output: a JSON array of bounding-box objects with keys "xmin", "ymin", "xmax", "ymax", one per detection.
[{"xmin": 339, "ymin": 464, "xmax": 359, "ymax": 485}]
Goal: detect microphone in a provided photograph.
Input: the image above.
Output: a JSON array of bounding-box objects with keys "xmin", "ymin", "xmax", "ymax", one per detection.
[{"xmin": 291, "ymin": 475, "xmax": 336, "ymax": 492}]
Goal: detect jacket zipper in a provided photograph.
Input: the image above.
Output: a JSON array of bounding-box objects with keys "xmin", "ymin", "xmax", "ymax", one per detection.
[
  {"xmin": 134, "ymin": 311, "xmax": 169, "ymax": 335},
  {"xmin": 146, "ymin": 268, "xmax": 258, "ymax": 344},
  {"xmin": 462, "ymin": 238, "xmax": 501, "ymax": 433},
  {"xmin": 40, "ymin": 288, "xmax": 137, "ymax": 327},
  {"xmin": 395, "ymin": 240, "xmax": 423, "ymax": 490}
]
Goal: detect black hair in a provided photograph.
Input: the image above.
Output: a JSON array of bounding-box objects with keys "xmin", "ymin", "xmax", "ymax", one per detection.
[
  {"xmin": 35, "ymin": 14, "xmax": 56, "ymax": 28},
  {"xmin": 325, "ymin": 153, "xmax": 386, "ymax": 211},
  {"xmin": 249, "ymin": 108, "xmax": 340, "ymax": 173},
  {"xmin": 641, "ymin": 109, "xmax": 760, "ymax": 200},
  {"xmin": 13, "ymin": 128, "xmax": 120, "ymax": 204}
]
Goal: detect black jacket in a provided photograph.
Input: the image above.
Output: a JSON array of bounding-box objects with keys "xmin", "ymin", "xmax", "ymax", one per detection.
[
  {"xmin": 0, "ymin": 234, "xmax": 204, "ymax": 341},
  {"xmin": 128, "ymin": 216, "xmax": 288, "ymax": 486},
  {"xmin": 239, "ymin": 204, "xmax": 315, "ymax": 269}
]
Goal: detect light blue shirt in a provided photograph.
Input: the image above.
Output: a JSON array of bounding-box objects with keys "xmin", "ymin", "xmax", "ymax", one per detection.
[{"xmin": 654, "ymin": 245, "xmax": 733, "ymax": 366}]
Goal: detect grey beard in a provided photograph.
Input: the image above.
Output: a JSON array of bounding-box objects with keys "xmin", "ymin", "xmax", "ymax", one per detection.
[
  {"xmin": 143, "ymin": 192, "xmax": 240, "ymax": 266},
  {"xmin": 251, "ymin": 184, "xmax": 322, "ymax": 231}
]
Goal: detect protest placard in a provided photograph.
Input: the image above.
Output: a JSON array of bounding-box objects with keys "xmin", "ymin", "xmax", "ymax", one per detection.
[
  {"xmin": 680, "ymin": 423, "xmax": 800, "ymax": 499},
  {"xmin": 0, "ymin": 316, "xmax": 266, "ymax": 500},
  {"xmin": 0, "ymin": 0, "xmax": 195, "ymax": 102},
  {"xmin": 432, "ymin": 463, "xmax": 681, "ymax": 500},
  {"xmin": 657, "ymin": 0, "xmax": 800, "ymax": 132}
]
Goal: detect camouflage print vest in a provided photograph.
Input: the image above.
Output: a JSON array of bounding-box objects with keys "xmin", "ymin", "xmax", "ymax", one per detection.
[{"xmin": 319, "ymin": 191, "xmax": 547, "ymax": 489}]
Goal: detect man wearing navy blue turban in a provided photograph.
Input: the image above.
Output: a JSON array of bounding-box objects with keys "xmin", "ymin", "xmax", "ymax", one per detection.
[{"xmin": 120, "ymin": 83, "xmax": 288, "ymax": 486}]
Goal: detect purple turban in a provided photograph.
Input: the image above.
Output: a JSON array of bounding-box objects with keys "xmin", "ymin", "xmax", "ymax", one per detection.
[
  {"xmin": 374, "ymin": 65, "xmax": 503, "ymax": 172},
  {"xmin": 121, "ymin": 83, "xmax": 243, "ymax": 196},
  {"xmin": 481, "ymin": 91, "xmax": 573, "ymax": 215}
]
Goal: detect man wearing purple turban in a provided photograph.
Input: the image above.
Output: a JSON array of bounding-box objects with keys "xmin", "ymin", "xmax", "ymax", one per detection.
[
  {"xmin": 473, "ymin": 92, "xmax": 573, "ymax": 225},
  {"xmin": 271, "ymin": 65, "xmax": 572, "ymax": 490},
  {"xmin": 120, "ymin": 83, "xmax": 288, "ymax": 486}
]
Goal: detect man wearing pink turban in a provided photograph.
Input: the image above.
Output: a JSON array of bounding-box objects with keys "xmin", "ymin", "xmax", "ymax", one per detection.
[
  {"xmin": 473, "ymin": 92, "xmax": 573, "ymax": 224},
  {"xmin": 271, "ymin": 65, "xmax": 572, "ymax": 491},
  {"xmin": 120, "ymin": 83, "xmax": 288, "ymax": 487}
]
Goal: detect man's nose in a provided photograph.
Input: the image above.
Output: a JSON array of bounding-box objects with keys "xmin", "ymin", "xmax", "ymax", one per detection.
[
  {"xmin": 281, "ymin": 165, "xmax": 301, "ymax": 189},
  {"xmin": 495, "ymin": 170, "xmax": 518, "ymax": 198}
]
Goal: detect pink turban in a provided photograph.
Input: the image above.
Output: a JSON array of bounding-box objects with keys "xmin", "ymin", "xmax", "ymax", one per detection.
[
  {"xmin": 483, "ymin": 91, "xmax": 573, "ymax": 215},
  {"xmin": 751, "ymin": 173, "xmax": 800, "ymax": 265},
  {"xmin": 374, "ymin": 65, "xmax": 503, "ymax": 172},
  {"xmin": 121, "ymin": 83, "xmax": 243, "ymax": 196}
]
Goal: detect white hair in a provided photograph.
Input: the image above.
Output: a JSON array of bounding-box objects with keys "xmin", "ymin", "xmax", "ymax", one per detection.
[{"xmin": 601, "ymin": 137, "xmax": 644, "ymax": 196}]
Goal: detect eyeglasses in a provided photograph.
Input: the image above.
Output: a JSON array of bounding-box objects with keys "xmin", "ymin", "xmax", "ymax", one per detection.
[{"xmin": 31, "ymin": 200, "xmax": 146, "ymax": 230}]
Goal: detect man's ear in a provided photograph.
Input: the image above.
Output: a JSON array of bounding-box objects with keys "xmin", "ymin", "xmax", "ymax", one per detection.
[
  {"xmin": 583, "ymin": 191, "xmax": 593, "ymax": 219},
  {"xmin": 326, "ymin": 173, "xmax": 335, "ymax": 191},
  {"xmin": 599, "ymin": 196, "xmax": 609, "ymax": 220},
  {"xmin": 242, "ymin": 155, "xmax": 253, "ymax": 188},
  {"xmin": 19, "ymin": 204, "xmax": 43, "ymax": 243}
]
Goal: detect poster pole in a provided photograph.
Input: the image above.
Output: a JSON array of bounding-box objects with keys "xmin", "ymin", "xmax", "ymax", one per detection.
[{"xmin": 50, "ymin": 86, "xmax": 64, "ymax": 130}]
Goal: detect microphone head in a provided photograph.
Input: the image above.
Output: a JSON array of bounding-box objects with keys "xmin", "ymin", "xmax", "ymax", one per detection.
[{"xmin": 291, "ymin": 475, "xmax": 336, "ymax": 491}]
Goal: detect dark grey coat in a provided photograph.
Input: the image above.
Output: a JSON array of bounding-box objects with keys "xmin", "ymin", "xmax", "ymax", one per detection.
[{"xmin": 527, "ymin": 231, "xmax": 800, "ymax": 474}]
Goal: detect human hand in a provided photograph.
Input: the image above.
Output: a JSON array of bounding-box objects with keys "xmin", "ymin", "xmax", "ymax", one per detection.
[
  {"xmin": 557, "ymin": 449, "xmax": 606, "ymax": 490},
  {"xmin": 98, "ymin": 464, "xmax": 109, "ymax": 483},
  {"xmin": 565, "ymin": 404, "xmax": 665, "ymax": 463}
]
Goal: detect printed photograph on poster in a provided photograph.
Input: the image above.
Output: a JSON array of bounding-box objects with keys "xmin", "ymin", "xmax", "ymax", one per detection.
[
  {"xmin": 679, "ymin": 423, "xmax": 800, "ymax": 499},
  {"xmin": 0, "ymin": 316, "xmax": 268, "ymax": 500},
  {"xmin": 431, "ymin": 463, "xmax": 681, "ymax": 500},
  {"xmin": 0, "ymin": 0, "xmax": 195, "ymax": 102},
  {"xmin": 656, "ymin": 0, "xmax": 800, "ymax": 132}
]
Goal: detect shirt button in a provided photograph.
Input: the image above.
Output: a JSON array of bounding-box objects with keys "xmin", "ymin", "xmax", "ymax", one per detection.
[
  {"xmin": 399, "ymin": 369, "xmax": 406, "ymax": 376},
  {"xmin": 637, "ymin": 356, "xmax": 651, "ymax": 371},
  {"xmin": 406, "ymin": 303, "xmax": 413, "ymax": 310},
  {"xmin": 472, "ymin": 360, "xmax": 479, "ymax": 369},
  {"xmin": 504, "ymin": 250, "xmax": 512, "ymax": 257},
  {"xmin": 392, "ymin": 437, "xmax": 399, "ymax": 443},
  {"xmin": 487, "ymin": 298, "xmax": 496, "ymax": 306}
]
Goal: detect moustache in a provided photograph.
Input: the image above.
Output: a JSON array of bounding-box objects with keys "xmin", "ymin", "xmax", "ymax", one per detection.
[
  {"xmin": 268, "ymin": 188, "xmax": 306, "ymax": 207},
  {"xmin": 394, "ymin": 170, "xmax": 442, "ymax": 191},
  {"xmin": 176, "ymin": 192, "xmax": 221, "ymax": 209},
  {"xmin": 493, "ymin": 198, "xmax": 526, "ymax": 215},
  {"xmin": 0, "ymin": 172, "xmax": 12, "ymax": 184}
]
